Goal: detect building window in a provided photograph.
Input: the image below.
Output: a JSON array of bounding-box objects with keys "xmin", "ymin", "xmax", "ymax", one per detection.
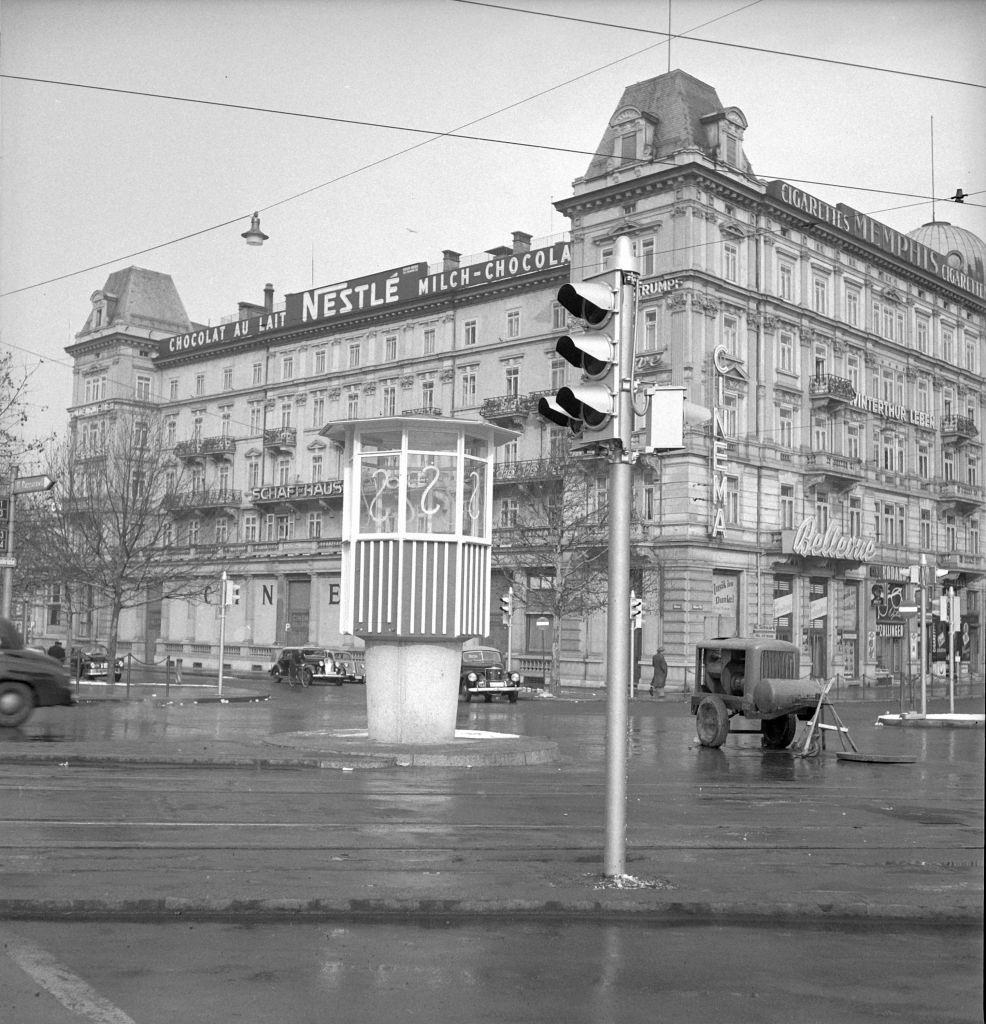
[
  {"xmin": 252, "ymin": 362, "xmax": 263, "ymax": 385},
  {"xmin": 778, "ymin": 331, "xmax": 794, "ymax": 373},
  {"xmin": 463, "ymin": 321, "xmax": 476, "ymax": 346},
  {"xmin": 847, "ymin": 353, "xmax": 861, "ymax": 393},
  {"xmin": 308, "ymin": 512, "xmax": 322, "ymax": 539},
  {"xmin": 723, "ymin": 243, "xmax": 738, "ymax": 282},
  {"xmin": 243, "ymin": 514, "xmax": 258, "ymax": 542},
  {"xmin": 218, "ymin": 463, "xmax": 230, "ymax": 491},
  {"xmin": 970, "ymin": 518, "xmax": 980, "ymax": 555},
  {"xmin": 506, "ymin": 309, "xmax": 520, "ymax": 338},
  {"xmin": 722, "ymin": 314, "xmax": 739, "ymax": 356},
  {"xmin": 916, "ymin": 379, "xmax": 930, "ymax": 414},
  {"xmin": 640, "ymin": 237, "xmax": 656, "ymax": 276},
  {"xmin": 311, "ymin": 454, "xmax": 323, "ymax": 481},
  {"xmin": 314, "ymin": 348, "xmax": 327, "ymax": 374},
  {"xmin": 135, "ymin": 375, "xmax": 151, "ymax": 401},
  {"xmin": 721, "ymin": 393, "xmax": 738, "ymax": 436},
  {"xmin": 347, "ymin": 391, "xmax": 360, "ymax": 418},
  {"xmin": 247, "ymin": 458, "xmax": 260, "ymax": 488},
  {"xmin": 281, "ymin": 355, "xmax": 294, "ymax": 381},
  {"xmin": 945, "ymin": 513, "xmax": 956, "ymax": 552},
  {"xmin": 942, "ymin": 329, "xmax": 954, "ymax": 363},
  {"xmin": 188, "ymin": 519, "xmax": 200, "ymax": 546},
  {"xmin": 421, "ymin": 379, "xmax": 435, "ymax": 410},
  {"xmin": 967, "ymin": 454, "xmax": 979, "ymax": 487},
  {"xmin": 812, "ymin": 277, "xmax": 828, "ymax": 314},
  {"xmin": 169, "ymin": 378, "xmax": 179, "ymax": 400},
  {"xmin": 501, "ymin": 438, "xmax": 518, "ymax": 464},
  {"xmin": 966, "ymin": 338, "xmax": 978, "ymax": 373},
  {"xmin": 644, "ymin": 309, "xmax": 658, "ymax": 349},
  {"xmin": 215, "ymin": 517, "xmax": 230, "ymax": 545},
  {"xmin": 505, "ymin": 366, "xmax": 519, "ymax": 397},
  {"xmin": 778, "ymin": 407, "xmax": 794, "ymax": 448},
  {"xmin": 550, "ymin": 358, "xmax": 566, "ymax": 390},
  {"xmin": 85, "ymin": 376, "xmax": 107, "ymax": 403},
  {"xmin": 849, "ymin": 496, "xmax": 862, "ymax": 537},
  {"xmin": 724, "ymin": 476, "xmax": 739, "ymax": 524},
  {"xmin": 918, "ymin": 443, "xmax": 930, "ymax": 478},
  {"xmin": 195, "ymin": 373, "xmax": 205, "ymax": 396},
  {"xmin": 424, "ymin": 328, "xmax": 436, "ymax": 354},
  {"xmin": 847, "ymin": 424, "xmax": 860, "ymax": 460},
  {"xmin": 280, "ymin": 401, "xmax": 292, "ymax": 428},
  {"xmin": 920, "ymin": 508, "xmax": 932, "ymax": 549},
  {"xmin": 166, "ymin": 418, "xmax": 177, "ymax": 446},
  {"xmin": 778, "ymin": 261, "xmax": 793, "ymax": 301},
  {"xmin": 275, "ymin": 458, "xmax": 290, "ymax": 487},
  {"xmin": 845, "ymin": 289, "xmax": 859, "ymax": 326},
  {"xmin": 461, "ymin": 370, "xmax": 477, "ymax": 406},
  {"xmin": 349, "ymin": 343, "xmax": 361, "ymax": 368},
  {"xmin": 385, "ymin": 335, "xmax": 398, "ymax": 361},
  {"xmin": 222, "ymin": 367, "xmax": 233, "ymax": 391},
  {"xmin": 382, "ymin": 384, "xmax": 397, "ymax": 417},
  {"xmin": 219, "ymin": 408, "xmax": 231, "ymax": 437},
  {"xmin": 916, "ymin": 318, "xmax": 929, "ymax": 353},
  {"xmin": 600, "ymin": 246, "xmax": 614, "ymax": 271},
  {"xmin": 552, "ymin": 303, "xmax": 567, "ymax": 330},
  {"xmin": 815, "ymin": 494, "xmax": 829, "ymax": 531},
  {"xmin": 943, "ymin": 450, "xmax": 954, "ymax": 482},
  {"xmin": 249, "ymin": 405, "xmax": 263, "ymax": 434},
  {"xmin": 780, "ymin": 484, "xmax": 794, "ymax": 529},
  {"xmin": 812, "ymin": 414, "xmax": 829, "ymax": 452},
  {"xmin": 500, "ymin": 498, "xmax": 518, "ymax": 528},
  {"xmin": 312, "ymin": 393, "xmax": 325, "ymax": 425}
]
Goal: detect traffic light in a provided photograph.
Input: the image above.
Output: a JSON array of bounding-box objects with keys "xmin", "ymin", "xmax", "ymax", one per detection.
[
  {"xmin": 645, "ymin": 387, "xmax": 712, "ymax": 452},
  {"xmin": 538, "ymin": 273, "xmax": 622, "ymax": 443},
  {"xmin": 224, "ymin": 580, "xmax": 241, "ymax": 606},
  {"xmin": 500, "ymin": 588, "xmax": 513, "ymax": 626},
  {"xmin": 629, "ymin": 592, "xmax": 643, "ymax": 630}
]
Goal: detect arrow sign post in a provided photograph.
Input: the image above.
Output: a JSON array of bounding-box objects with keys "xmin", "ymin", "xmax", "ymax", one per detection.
[{"xmin": 12, "ymin": 474, "xmax": 56, "ymax": 495}]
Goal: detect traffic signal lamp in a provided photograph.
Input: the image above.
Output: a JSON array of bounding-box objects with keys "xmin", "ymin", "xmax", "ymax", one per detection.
[
  {"xmin": 500, "ymin": 588, "xmax": 513, "ymax": 626},
  {"xmin": 224, "ymin": 581, "xmax": 241, "ymax": 606},
  {"xmin": 629, "ymin": 592, "xmax": 643, "ymax": 630},
  {"xmin": 538, "ymin": 274, "xmax": 622, "ymax": 443},
  {"xmin": 645, "ymin": 387, "xmax": 712, "ymax": 452}
]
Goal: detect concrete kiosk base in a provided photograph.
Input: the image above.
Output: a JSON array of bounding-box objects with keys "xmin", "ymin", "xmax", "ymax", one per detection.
[{"xmin": 364, "ymin": 639, "xmax": 461, "ymax": 744}]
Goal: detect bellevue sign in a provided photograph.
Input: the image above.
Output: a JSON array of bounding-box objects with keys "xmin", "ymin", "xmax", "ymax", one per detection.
[{"xmin": 783, "ymin": 517, "xmax": 876, "ymax": 564}]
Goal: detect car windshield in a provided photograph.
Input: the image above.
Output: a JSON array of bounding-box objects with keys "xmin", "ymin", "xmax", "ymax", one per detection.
[{"xmin": 462, "ymin": 649, "xmax": 502, "ymax": 668}]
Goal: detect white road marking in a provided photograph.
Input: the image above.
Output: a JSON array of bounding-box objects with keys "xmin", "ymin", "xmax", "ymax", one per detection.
[{"xmin": 0, "ymin": 928, "xmax": 138, "ymax": 1024}]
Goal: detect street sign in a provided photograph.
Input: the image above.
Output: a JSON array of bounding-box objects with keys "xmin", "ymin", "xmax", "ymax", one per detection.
[
  {"xmin": 0, "ymin": 556, "xmax": 16, "ymax": 569},
  {"xmin": 12, "ymin": 474, "xmax": 56, "ymax": 494},
  {"xmin": 535, "ymin": 616, "xmax": 550, "ymax": 629}
]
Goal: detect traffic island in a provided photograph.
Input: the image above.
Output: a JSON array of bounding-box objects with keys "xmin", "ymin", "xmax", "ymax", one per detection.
[
  {"xmin": 265, "ymin": 727, "xmax": 558, "ymax": 767},
  {"xmin": 877, "ymin": 712, "xmax": 985, "ymax": 728}
]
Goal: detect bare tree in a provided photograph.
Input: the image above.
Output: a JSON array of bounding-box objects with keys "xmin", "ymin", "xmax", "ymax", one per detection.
[
  {"xmin": 0, "ymin": 350, "xmax": 52, "ymax": 474},
  {"xmin": 26, "ymin": 405, "xmax": 208, "ymax": 669}
]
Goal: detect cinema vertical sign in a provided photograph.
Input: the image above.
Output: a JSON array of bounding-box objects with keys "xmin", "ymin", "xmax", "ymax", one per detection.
[{"xmin": 708, "ymin": 345, "xmax": 736, "ymax": 539}]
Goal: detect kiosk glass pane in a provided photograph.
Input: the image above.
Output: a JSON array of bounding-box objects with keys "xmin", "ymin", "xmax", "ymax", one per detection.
[
  {"xmin": 462, "ymin": 457, "xmax": 487, "ymax": 536},
  {"xmin": 359, "ymin": 454, "xmax": 401, "ymax": 533},
  {"xmin": 406, "ymin": 454, "xmax": 457, "ymax": 534}
]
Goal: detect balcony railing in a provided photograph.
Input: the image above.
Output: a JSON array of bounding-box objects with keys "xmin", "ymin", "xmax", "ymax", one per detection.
[
  {"xmin": 808, "ymin": 374, "xmax": 856, "ymax": 406},
  {"xmin": 938, "ymin": 480, "xmax": 983, "ymax": 512},
  {"xmin": 402, "ymin": 406, "xmax": 443, "ymax": 417},
  {"xmin": 163, "ymin": 488, "xmax": 242, "ymax": 511},
  {"xmin": 200, "ymin": 435, "xmax": 237, "ymax": 457},
  {"xmin": 263, "ymin": 426, "xmax": 297, "ymax": 451},
  {"xmin": 494, "ymin": 457, "xmax": 567, "ymax": 482},
  {"xmin": 173, "ymin": 438, "xmax": 202, "ymax": 460},
  {"xmin": 803, "ymin": 452, "xmax": 865, "ymax": 492},
  {"xmin": 481, "ymin": 389, "xmax": 555, "ymax": 422},
  {"xmin": 941, "ymin": 415, "xmax": 978, "ymax": 444}
]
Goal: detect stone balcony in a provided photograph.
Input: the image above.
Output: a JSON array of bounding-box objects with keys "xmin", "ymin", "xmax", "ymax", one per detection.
[
  {"xmin": 162, "ymin": 488, "xmax": 242, "ymax": 513},
  {"xmin": 808, "ymin": 374, "xmax": 856, "ymax": 410},
  {"xmin": 263, "ymin": 426, "xmax": 297, "ymax": 453},
  {"xmin": 941, "ymin": 415, "xmax": 978, "ymax": 446}
]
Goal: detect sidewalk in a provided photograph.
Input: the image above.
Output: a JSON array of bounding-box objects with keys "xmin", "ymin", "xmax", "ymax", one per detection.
[{"xmin": 1, "ymin": 682, "xmax": 982, "ymax": 926}]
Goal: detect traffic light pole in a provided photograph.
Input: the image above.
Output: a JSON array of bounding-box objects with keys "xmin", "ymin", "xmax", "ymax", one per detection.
[
  {"xmin": 218, "ymin": 569, "xmax": 228, "ymax": 697},
  {"xmin": 604, "ymin": 238, "xmax": 637, "ymax": 879}
]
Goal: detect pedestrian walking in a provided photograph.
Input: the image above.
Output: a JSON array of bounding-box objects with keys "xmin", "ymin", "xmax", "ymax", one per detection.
[
  {"xmin": 650, "ymin": 647, "xmax": 667, "ymax": 697},
  {"xmin": 47, "ymin": 640, "xmax": 66, "ymax": 663},
  {"xmin": 288, "ymin": 648, "xmax": 303, "ymax": 687}
]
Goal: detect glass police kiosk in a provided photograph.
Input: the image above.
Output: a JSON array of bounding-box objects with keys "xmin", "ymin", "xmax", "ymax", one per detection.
[{"xmin": 324, "ymin": 417, "xmax": 516, "ymax": 743}]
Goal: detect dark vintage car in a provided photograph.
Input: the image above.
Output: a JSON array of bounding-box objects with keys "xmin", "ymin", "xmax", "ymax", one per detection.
[
  {"xmin": 691, "ymin": 637, "xmax": 823, "ymax": 749},
  {"xmin": 459, "ymin": 646, "xmax": 521, "ymax": 703},
  {"xmin": 268, "ymin": 646, "xmax": 342, "ymax": 686},
  {"xmin": 328, "ymin": 649, "xmax": 366, "ymax": 685},
  {"xmin": 0, "ymin": 617, "xmax": 75, "ymax": 727},
  {"xmin": 70, "ymin": 646, "xmax": 124, "ymax": 682}
]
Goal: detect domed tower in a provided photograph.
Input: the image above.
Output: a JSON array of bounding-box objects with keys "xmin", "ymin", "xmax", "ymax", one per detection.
[{"xmin": 907, "ymin": 221, "xmax": 986, "ymax": 283}]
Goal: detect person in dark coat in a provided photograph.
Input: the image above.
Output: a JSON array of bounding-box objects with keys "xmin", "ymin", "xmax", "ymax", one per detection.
[
  {"xmin": 650, "ymin": 647, "xmax": 668, "ymax": 697},
  {"xmin": 47, "ymin": 641, "xmax": 66, "ymax": 663}
]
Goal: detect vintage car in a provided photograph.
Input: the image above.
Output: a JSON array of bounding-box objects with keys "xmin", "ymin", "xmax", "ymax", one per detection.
[
  {"xmin": 70, "ymin": 645, "xmax": 124, "ymax": 682},
  {"xmin": 269, "ymin": 646, "xmax": 355, "ymax": 686},
  {"xmin": 327, "ymin": 649, "xmax": 366, "ymax": 685},
  {"xmin": 459, "ymin": 646, "xmax": 521, "ymax": 703},
  {"xmin": 0, "ymin": 617, "xmax": 75, "ymax": 727},
  {"xmin": 690, "ymin": 637, "xmax": 823, "ymax": 749}
]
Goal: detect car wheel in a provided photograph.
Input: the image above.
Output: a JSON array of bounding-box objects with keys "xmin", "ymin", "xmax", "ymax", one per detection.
[
  {"xmin": 695, "ymin": 694, "xmax": 730, "ymax": 748},
  {"xmin": 761, "ymin": 713, "xmax": 797, "ymax": 750},
  {"xmin": 271, "ymin": 670, "xmax": 282, "ymax": 684},
  {"xmin": 483, "ymin": 693, "xmax": 493, "ymax": 703},
  {"xmin": 113, "ymin": 673, "xmax": 122, "ymax": 683},
  {"xmin": 508, "ymin": 692, "xmax": 519, "ymax": 703},
  {"xmin": 301, "ymin": 667, "xmax": 314, "ymax": 687},
  {"xmin": 463, "ymin": 688, "xmax": 472, "ymax": 703},
  {"xmin": 0, "ymin": 681, "xmax": 35, "ymax": 728}
]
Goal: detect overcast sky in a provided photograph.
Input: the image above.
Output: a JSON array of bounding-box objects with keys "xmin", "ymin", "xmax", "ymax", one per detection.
[{"xmin": 2, "ymin": 0, "xmax": 984, "ymax": 453}]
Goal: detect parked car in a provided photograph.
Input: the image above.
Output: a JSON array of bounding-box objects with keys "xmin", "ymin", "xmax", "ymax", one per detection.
[
  {"xmin": 70, "ymin": 646, "xmax": 124, "ymax": 682},
  {"xmin": 459, "ymin": 646, "xmax": 521, "ymax": 703},
  {"xmin": 268, "ymin": 646, "xmax": 343, "ymax": 686},
  {"xmin": 690, "ymin": 637, "xmax": 823, "ymax": 749},
  {"xmin": 0, "ymin": 617, "xmax": 75, "ymax": 727},
  {"xmin": 327, "ymin": 649, "xmax": 365, "ymax": 685}
]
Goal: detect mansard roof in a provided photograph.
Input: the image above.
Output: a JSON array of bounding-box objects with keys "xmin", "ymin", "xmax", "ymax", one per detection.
[{"xmin": 79, "ymin": 266, "xmax": 191, "ymax": 337}]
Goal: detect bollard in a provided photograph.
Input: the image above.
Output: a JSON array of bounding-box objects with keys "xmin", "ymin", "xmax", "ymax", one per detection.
[
  {"xmin": 175, "ymin": 657, "xmax": 183, "ymax": 687},
  {"xmin": 165, "ymin": 656, "xmax": 171, "ymax": 699},
  {"xmin": 126, "ymin": 652, "xmax": 132, "ymax": 698}
]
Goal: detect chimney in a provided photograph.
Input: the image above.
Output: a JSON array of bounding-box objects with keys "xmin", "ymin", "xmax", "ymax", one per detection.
[
  {"xmin": 442, "ymin": 250, "xmax": 461, "ymax": 272},
  {"xmin": 512, "ymin": 231, "xmax": 532, "ymax": 253},
  {"xmin": 264, "ymin": 283, "xmax": 275, "ymax": 311}
]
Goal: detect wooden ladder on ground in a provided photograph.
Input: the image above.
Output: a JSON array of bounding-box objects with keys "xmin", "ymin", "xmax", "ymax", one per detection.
[{"xmin": 796, "ymin": 678, "xmax": 859, "ymax": 758}]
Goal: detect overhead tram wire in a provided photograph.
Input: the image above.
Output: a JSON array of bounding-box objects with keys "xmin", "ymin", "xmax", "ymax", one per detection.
[{"xmin": 452, "ymin": 0, "xmax": 986, "ymax": 90}]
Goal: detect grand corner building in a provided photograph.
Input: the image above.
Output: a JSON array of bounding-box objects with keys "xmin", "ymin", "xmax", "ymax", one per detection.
[{"xmin": 53, "ymin": 69, "xmax": 983, "ymax": 692}]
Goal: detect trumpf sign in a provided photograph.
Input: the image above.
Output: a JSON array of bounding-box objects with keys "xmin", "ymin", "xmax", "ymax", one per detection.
[{"xmin": 766, "ymin": 181, "xmax": 985, "ymax": 302}]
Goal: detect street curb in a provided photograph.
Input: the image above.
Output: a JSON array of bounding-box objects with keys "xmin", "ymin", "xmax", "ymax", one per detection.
[
  {"xmin": 0, "ymin": 897, "xmax": 980, "ymax": 927},
  {"xmin": 0, "ymin": 751, "xmax": 401, "ymax": 770}
]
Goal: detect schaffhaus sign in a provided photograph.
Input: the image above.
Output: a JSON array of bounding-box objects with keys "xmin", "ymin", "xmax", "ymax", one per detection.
[
  {"xmin": 783, "ymin": 517, "xmax": 875, "ymax": 564},
  {"xmin": 251, "ymin": 480, "xmax": 343, "ymax": 503},
  {"xmin": 766, "ymin": 181, "xmax": 985, "ymax": 302}
]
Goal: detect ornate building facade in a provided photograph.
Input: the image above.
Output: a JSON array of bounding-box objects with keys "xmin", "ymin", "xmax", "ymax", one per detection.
[{"xmin": 49, "ymin": 70, "xmax": 983, "ymax": 691}]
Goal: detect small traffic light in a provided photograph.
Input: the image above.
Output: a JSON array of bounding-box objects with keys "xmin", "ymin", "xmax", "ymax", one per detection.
[
  {"xmin": 539, "ymin": 273, "xmax": 622, "ymax": 442},
  {"xmin": 500, "ymin": 588, "xmax": 513, "ymax": 626},
  {"xmin": 629, "ymin": 591, "xmax": 643, "ymax": 630},
  {"xmin": 225, "ymin": 581, "xmax": 241, "ymax": 606}
]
